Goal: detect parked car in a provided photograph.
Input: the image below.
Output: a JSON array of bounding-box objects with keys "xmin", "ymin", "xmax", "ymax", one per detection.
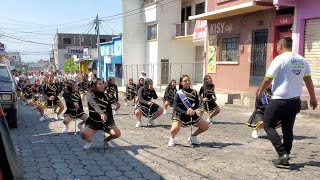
[
  {"xmin": 0, "ymin": 103, "xmax": 23, "ymax": 180},
  {"xmin": 0, "ymin": 63, "xmax": 18, "ymax": 128}
]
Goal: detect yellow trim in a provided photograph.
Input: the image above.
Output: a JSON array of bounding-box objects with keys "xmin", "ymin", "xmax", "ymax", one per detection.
[
  {"xmin": 304, "ymin": 74, "xmax": 311, "ymax": 77},
  {"xmin": 266, "ymin": 75, "xmax": 276, "ymax": 79},
  {"xmin": 147, "ymin": 39, "xmax": 158, "ymax": 42},
  {"xmin": 173, "ymin": 35, "xmax": 193, "ymax": 40},
  {"xmin": 143, "ymin": 1, "xmax": 160, "ymax": 8}
]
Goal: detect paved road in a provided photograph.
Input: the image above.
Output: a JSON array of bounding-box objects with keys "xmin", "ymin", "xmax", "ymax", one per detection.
[{"xmin": 10, "ymin": 99, "xmax": 320, "ymax": 180}]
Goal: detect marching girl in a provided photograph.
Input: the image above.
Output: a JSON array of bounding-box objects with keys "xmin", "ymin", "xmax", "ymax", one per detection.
[
  {"xmin": 135, "ymin": 78, "xmax": 144, "ymax": 107},
  {"xmin": 62, "ymin": 80, "xmax": 88, "ymax": 133},
  {"xmin": 124, "ymin": 78, "xmax": 137, "ymax": 106},
  {"xmin": 105, "ymin": 77, "xmax": 121, "ymax": 115},
  {"xmin": 16, "ymin": 77, "xmax": 25, "ymax": 100},
  {"xmin": 21, "ymin": 79, "xmax": 33, "ymax": 105},
  {"xmin": 38, "ymin": 74, "xmax": 64, "ymax": 121},
  {"xmin": 80, "ymin": 78, "xmax": 121, "ymax": 149},
  {"xmin": 163, "ymin": 79, "xmax": 177, "ymax": 114},
  {"xmin": 134, "ymin": 78, "xmax": 163, "ymax": 128},
  {"xmin": 247, "ymin": 87, "xmax": 280, "ymax": 138},
  {"xmin": 168, "ymin": 74, "xmax": 210, "ymax": 147},
  {"xmin": 198, "ymin": 75, "xmax": 220, "ymax": 124},
  {"xmin": 28, "ymin": 79, "xmax": 43, "ymax": 109}
]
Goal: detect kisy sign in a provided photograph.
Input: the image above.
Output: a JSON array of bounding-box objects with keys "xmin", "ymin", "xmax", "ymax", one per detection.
[{"xmin": 67, "ymin": 46, "xmax": 84, "ymax": 55}]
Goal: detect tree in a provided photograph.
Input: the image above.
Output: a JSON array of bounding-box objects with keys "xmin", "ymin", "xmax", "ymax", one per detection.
[{"xmin": 64, "ymin": 58, "xmax": 79, "ymax": 73}]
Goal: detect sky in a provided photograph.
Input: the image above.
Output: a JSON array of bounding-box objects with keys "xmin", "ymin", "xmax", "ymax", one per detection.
[{"xmin": 0, "ymin": 0, "xmax": 122, "ymax": 63}]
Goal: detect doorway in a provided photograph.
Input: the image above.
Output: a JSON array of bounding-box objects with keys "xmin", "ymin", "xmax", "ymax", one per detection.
[{"xmin": 250, "ymin": 29, "xmax": 268, "ymax": 86}]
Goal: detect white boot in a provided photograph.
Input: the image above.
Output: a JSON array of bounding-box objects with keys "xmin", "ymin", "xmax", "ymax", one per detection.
[
  {"xmin": 163, "ymin": 109, "xmax": 167, "ymax": 114},
  {"xmin": 252, "ymin": 130, "xmax": 259, "ymax": 138},
  {"xmin": 168, "ymin": 137, "xmax": 176, "ymax": 147},
  {"xmin": 135, "ymin": 121, "xmax": 141, "ymax": 128},
  {"xmin": 62, "ymin": 125, "xmax": 69, "ymax": 133}
]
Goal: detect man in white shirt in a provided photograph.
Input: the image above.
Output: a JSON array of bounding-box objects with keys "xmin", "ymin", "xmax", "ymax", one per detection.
[
  {"xmin": 88, "ymin": 68, "xmax": 93, "ymax": 81},
  {"xmin": 258, "ymin": 37, "xmax": 318, "ymax": 168}
]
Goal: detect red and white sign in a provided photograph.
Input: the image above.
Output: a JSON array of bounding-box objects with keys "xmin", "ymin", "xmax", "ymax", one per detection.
[
  {"xmin": 274, "ymin": 16, "xmax": 294, "ymax": 26},
  {"xmin": 193, "ymin": 20, "xmax": 207, "ymax": 42}
]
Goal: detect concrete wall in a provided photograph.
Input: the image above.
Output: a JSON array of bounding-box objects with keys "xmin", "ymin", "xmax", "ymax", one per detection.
[{"xmin": 122, "ymin": 0, "xmax": 146, "ymax": 83}]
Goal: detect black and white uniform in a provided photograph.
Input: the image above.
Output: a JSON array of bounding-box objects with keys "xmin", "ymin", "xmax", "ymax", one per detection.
[
  {"xmin": 43, "ymin": 83, "xmax": 60, "ymax": 108},
  {"xmin": 22, "ymin": 85, "xmax": 33, "ymax": 100},
  {"xmin": 172, "ymin": 88, "xmax": 201, "ymax": 126},
  {"xmin": 32, "ymin": 85, "xmax": 43, "ymax": 106},
  {"xmin": 105, "ymin": 84, "xmax": 118, "ymax": 104},
  {"xmin": 80, "ymin": 80, "xmax": 90, "ymax": 95},
  {"xmin": 198, "ymin": 84, "xmax": 218, "ymax": 114},
  {"xmin": 247, "ymin": 89, "xmax": 281, "ymax": 129},
  {"xmin": 163, "ymin": 86, "xmax": 177, "ymax": 106},
  {"xmin": 63, "ymin": 90, "xmax": 85, "ymax": 118},
  {"xmin": 85, "ymin": 92, "xmax": 115, "ymax": 131},
  {"xmin": 17, "ymin": 80, "xmax": 24, "ymax": 92},
  {"xmin": 136, "ymin": 87, "xmax": 161, "ymax": 118},
  {"xmin": 125, "ymin": 83, "xmax": 137, "ymax": 100}
]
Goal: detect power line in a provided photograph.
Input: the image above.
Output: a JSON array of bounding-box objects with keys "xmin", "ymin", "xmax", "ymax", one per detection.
[
  {"xmin": 0, "ymin": 16, "xmax": 95, "ymax": 28},
  {"xmin": 101, "ymin": 0, "xmax": 177, "ymax": 21},
  {"xmin": 0, "ymin": 34, "xmax": 52, "ymax": 46}
]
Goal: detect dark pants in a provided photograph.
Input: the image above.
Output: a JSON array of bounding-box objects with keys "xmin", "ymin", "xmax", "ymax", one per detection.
[{"xmin": 263, "ymin": 98, "xmax": 301, "ymax": 156}]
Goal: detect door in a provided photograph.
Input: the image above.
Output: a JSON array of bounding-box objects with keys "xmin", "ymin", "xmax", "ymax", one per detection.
[
  {"xmin": 195, "ymin": 46, "xmax": 204, "ymax": 83},
  {"xmin": 304, "ymin": 18, "xmax": 320, "ymax": 86},
  {"xmin": 250, "ymin": 29, "xmax": 268, "ymax": 86},
  {"xmin": 161, "ymin": 59, "xmax": 169, "ymax": 85}
]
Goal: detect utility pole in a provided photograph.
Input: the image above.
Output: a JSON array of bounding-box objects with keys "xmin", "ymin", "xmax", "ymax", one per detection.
[{"xmin": 95, "ymin": 14, "xmax": 102, "ymax": 78}]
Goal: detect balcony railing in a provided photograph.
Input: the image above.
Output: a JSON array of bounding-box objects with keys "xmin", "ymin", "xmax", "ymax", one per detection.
[
  {"xmin": 174, "ymin": 20, "xmax": 196, "ymax": 38},
  {"xmin": 143, "ymin": 0, "xmax": 157, "ymax": 6}
]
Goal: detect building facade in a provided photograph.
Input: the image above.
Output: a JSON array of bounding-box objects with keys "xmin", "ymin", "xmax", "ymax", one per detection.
[
  {"xmin": 54, "ymin": 33, "xmax": 114, "ymax": 74},
  {"xmin": 189, "ymin": 0, "xmax": 298, "ymax": 93},
  {"xmin": 123, "ymin": 0, "xmax": 206, "ymax": 86},
  {"xmin": 100, "ymin": 36, "xmax": 123, "ymax": 86}
]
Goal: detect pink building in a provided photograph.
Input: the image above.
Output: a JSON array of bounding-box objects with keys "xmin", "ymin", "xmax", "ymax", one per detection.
[{"xmin": 275, "ymin": 0, "xmax": 320, "ymax": 86}]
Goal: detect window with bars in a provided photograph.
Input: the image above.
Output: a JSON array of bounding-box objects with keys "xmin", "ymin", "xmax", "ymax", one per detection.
[
  {"xmin": 219, "ymin": 35, "xmax": 239, "ymax": 62},
  {"xmin": 147, "ymin": 24, "xmax": 158, "ymax": 40}
]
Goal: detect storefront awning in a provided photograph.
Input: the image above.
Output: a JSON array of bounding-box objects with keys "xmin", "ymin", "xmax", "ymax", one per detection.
[{"xmin": 189, "ymin": 1, "xmax": 273, "ymax": 21}]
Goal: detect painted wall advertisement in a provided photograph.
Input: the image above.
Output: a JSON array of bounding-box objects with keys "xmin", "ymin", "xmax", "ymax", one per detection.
[{"xmin": 207, "ymin": 35, "xmax": 217, "ymax": 74}]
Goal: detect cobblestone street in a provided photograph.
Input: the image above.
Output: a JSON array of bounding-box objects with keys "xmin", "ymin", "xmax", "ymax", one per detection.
[{"xmin": 10, "ymin": 99, "xmax": 320, "ymax": 180}]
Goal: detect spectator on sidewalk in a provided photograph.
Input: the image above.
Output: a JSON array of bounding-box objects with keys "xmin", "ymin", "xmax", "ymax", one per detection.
[
  {"xmin": 139, "ymin": 71, "xmax": 147, "ymax": 79},
  {"xmin": 258, "ymin": 37, "xmax": 318, "ymax": 168}
]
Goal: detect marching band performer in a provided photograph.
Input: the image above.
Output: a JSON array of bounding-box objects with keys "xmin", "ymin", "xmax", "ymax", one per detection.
[
  {"xmin": 62, "ymin": 80, "xmax": 88, "ymax": 133},
  {"xmin": 134, "ymin": 78, "xmax": 163, "ymax": 128},
  {"xmin": 168, "ymin": 74, "xmax": 209, "ymax": 147},
  {"xmin": 163, "ymin": 79, "xmax": 177, "ymax": 114},
  {"xmin": 198, "ymin": 75, "xmax": 220, "ymax": 124},
  {"xmin": 105, "ymin": 77, "xmax": 121, "ymax": 115},
  {"xmin": 124, "ymin": 78, "xmax": 137, "ymax": 106},
  {"xmin": 38, "ymin": 74, "xmax": 64, "ymax": 121},
  {"xmin": 80, "ymin": 78, "xmax": 121, "ymax": 149}
]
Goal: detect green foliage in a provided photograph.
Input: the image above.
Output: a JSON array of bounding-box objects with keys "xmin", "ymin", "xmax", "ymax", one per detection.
[{"xmin": 64, "ymin": 58, "xmax": 79, "ymax": 73}]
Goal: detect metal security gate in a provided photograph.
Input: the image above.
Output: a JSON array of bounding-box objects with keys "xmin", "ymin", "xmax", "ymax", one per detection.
[
  {"xmin": 250, "ymin": 29, "xmax": 268, "ymax": 86},
  {"xmin": 304, "ymin": 19, "xmax": 320, "ymax": 87}
]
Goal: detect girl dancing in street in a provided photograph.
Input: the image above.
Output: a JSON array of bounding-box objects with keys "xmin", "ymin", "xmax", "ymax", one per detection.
[
  {"xmin": 168, "ymin": 74, "xmax": 209, "ymax": 147},
  {"xmin": 134, "ymin": 78, "xmax": 163, "ymax": 128},
  {"xmin": 62, "ymin": 80, "xmax": 88, "ymax": 133},
  {"xmin": 38, "ymin": 74, "xmax": 64, "ymax": 121},
  {"xmin": 124, "ymin": 78, "xmax": 137, "ymax": 106},
  {"xmin": 80, "ymin": 78, "xmax": 121, "ymax": 149},
  {"xmin": 198, "ymin": 75, "xmax": 220, "ymax": 124},
  {"xmin": 105, "ymin": 77, "xmax": 121, "ymax": 115},
  {"xmin": 163, "ymin": 79, "xmax": 177, "ymax": 114}
]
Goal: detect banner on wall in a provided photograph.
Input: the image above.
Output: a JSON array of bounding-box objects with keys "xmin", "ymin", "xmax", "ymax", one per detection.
[{"xmin": 207, "ymin": 35, "xmax": 217, "ymax": 74}]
